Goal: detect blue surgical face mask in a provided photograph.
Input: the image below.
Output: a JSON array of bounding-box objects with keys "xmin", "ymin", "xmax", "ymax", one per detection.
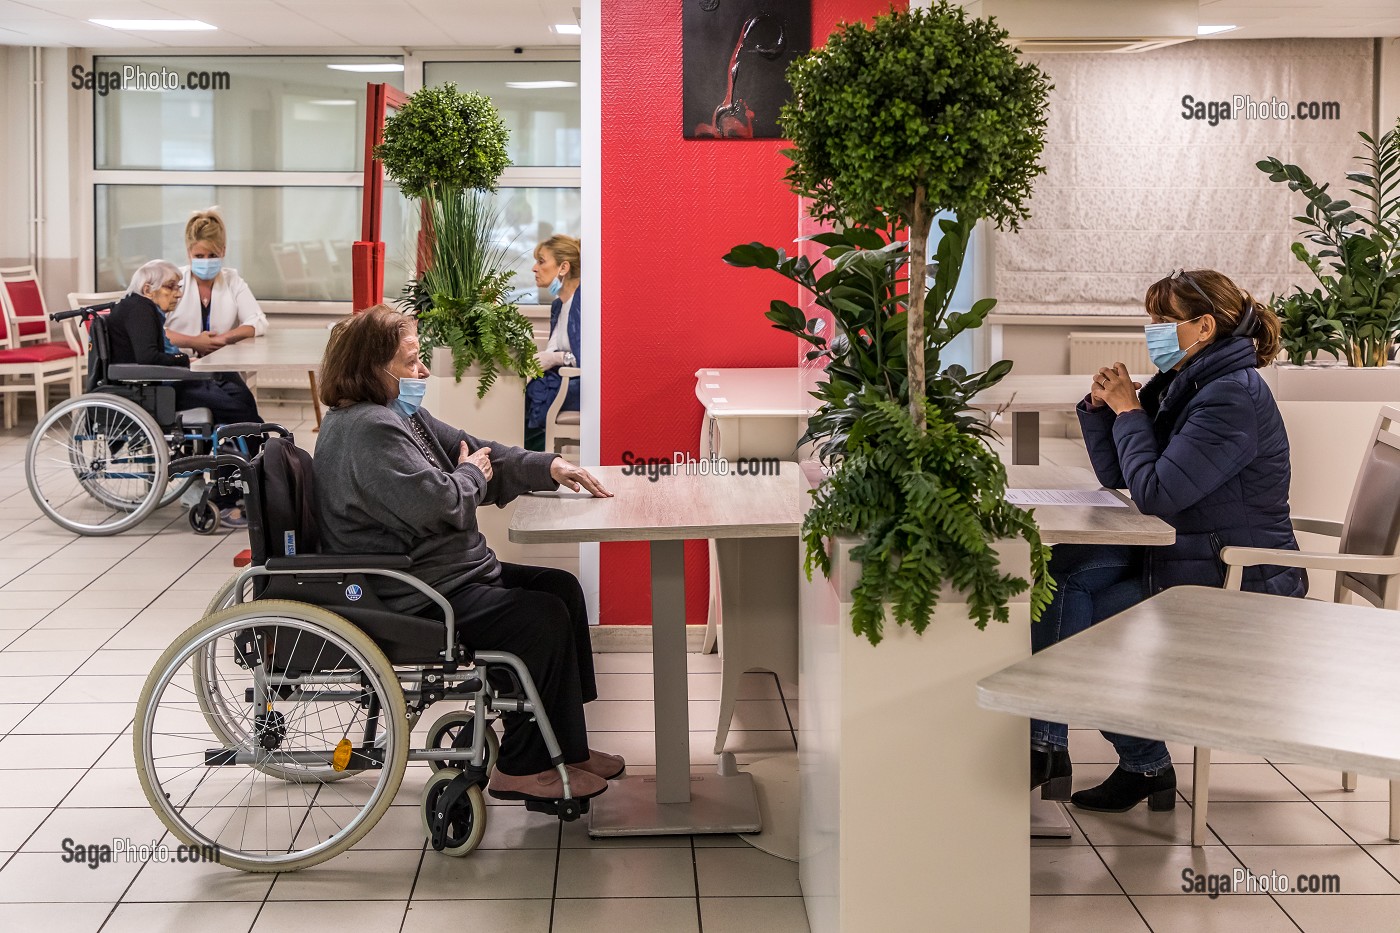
[
  {"xmin": 384, "ymin": 369, "xmax": 428, "ymax": 417},
  {"xmin": 1144, "ymin": 316, "xmax": 1204, "ymax": 372},
  {"xmin": 547, "ymin": 275, "xmax": 564, "ymax": 298},
  {"xmin": 190, "ymin": 258, "xmax": 222, "ymax": 281}
]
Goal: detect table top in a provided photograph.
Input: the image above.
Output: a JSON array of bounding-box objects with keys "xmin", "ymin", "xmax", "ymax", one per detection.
[
  {"xmin": 969, "ymin": 374, "xmax": 1150, "ymax": 413},
  {"xmin": 509, "ymin": 463, "xmax": 802, "ymax": 543},
  {"xmin": 1004, "ymin": 464, "xmax": 1174, "ymax": 546},
  {"xmin": 190, "ymin": 327, "xmax": 332, "ymax": 371},
  {"xmin": 691, "ymin": 368, "xmax": 1149, "ymax": 418},
  {"xmin": 977, "ymin": 586, "xmax": 1400, "ymax": 781},
  {"xmin": 694, "ymin": 367, "xmax": 819, "ymax": 417}
]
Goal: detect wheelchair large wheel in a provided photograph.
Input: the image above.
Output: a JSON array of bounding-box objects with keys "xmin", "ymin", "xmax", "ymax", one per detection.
[
  {"xmin": 135, "ymin": 600, "xmax": 409, "ymax": 872},
  {"xmin": 26, "ymin": 395, "xmax": 169, "ymax": 536}
]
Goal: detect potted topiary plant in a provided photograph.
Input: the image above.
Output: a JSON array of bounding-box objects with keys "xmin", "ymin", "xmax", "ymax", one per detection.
[
  {"xmin": 723, "ymin": 5, "xmax": 1052, "ymax": 929},
  {"xmin": 376, "ymin": 82, "xmax": 542, "ymax": 399}
]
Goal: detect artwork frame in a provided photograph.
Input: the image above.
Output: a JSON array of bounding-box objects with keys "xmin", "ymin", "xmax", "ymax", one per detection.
[{"xmin": 682, "ymin": 0, "xmax": 813, "ymax": 140}]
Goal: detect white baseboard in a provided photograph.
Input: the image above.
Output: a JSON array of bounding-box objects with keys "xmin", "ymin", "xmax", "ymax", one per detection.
[{"xmin": 591, "ymin": 624, "xmax": 708, "ymax": 653}]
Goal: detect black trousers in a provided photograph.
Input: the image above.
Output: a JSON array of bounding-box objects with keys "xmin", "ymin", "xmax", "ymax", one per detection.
[
  {"xmin": 175, "ymin": 373, "xmax": 262, "ymax": 508},
  {"xmin": 446, "ymin": 563, "xmax": 598, "ymax": 775}
]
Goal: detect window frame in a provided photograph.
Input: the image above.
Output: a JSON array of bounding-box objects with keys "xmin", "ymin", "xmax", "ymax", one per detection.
[{"xmin": 82, "ymin": 46, "xmax": 581, "ymax": 318}]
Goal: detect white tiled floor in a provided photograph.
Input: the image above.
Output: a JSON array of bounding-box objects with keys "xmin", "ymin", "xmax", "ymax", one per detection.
[{"xmin": 2, "ymin": 414, "xmax": 1399, "ymax": 932}]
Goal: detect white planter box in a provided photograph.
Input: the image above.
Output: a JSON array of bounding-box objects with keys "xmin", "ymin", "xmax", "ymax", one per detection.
[
  {"xmin": 799, "ymin": 533, "xmax": 1031, "ymax": 933},
  {"xmin": 421, "ymin": 346, "xmax": 572, "ymax": 569}
]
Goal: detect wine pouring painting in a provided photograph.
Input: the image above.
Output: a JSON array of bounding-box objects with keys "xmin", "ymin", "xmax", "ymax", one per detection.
[{"xmin": 683, "ymin": 0, "xmax": 812, "ymax": 139}]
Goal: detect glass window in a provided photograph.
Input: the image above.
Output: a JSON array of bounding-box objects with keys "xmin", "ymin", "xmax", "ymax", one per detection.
[
  {"xmin": 95, "ymin": 185, "xmax": 418, "ymax": 302},
  {"xmin": 94, "ymin": 56, "xmax": 403, "ymax": 172},
  {"xmin": 485, "ymin": 187, "xmax": 581, "ymax": 304},
  {"xmin": 422, "ymin": 62, "xmax": 581, "ymax": 167}
]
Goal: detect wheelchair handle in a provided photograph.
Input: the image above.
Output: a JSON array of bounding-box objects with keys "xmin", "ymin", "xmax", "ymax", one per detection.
[
  {"xmin": 169, "ymin": 452, "xmax": 250, "ymax": 476},
  {"xmin": 215, "ymin": 422, "xmax": 291, "ymax": 444},
  {"xmin": 51, "ymin": 301, "xmax": 118, "ymax": 322}
]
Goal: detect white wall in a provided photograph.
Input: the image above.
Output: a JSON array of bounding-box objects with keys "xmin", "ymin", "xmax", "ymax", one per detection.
[
  {"xmin": 997, "ymin": 38, "xmax": 1375, "ymax": 317},
  {"xmin": 0, "ymin": 46, "xmax": 34, "ymax": 265}
]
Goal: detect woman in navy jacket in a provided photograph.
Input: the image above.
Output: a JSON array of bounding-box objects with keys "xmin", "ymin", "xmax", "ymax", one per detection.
[
  {"xmin": 524, "ymin": 235, "xmax": 581, "ymax": 451},
  {"xmin": 1031, "ymin": 269, "xmax": 1305, "ymax": 813}
]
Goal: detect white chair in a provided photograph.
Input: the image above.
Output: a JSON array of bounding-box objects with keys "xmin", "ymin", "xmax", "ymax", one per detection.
[
  {"xmin": 1197, "ymin": 405, "xmax": 1400, "ymax": 846},
  {"xmin": 545, "ymin": 366, "xmax": 581, "ymax": 454},
  {"xmin": 66, "ymin": 291, "xmax": 126, "ymax": 370}
]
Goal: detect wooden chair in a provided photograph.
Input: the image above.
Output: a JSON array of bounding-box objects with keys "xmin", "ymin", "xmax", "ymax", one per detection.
[
  {"xmin": 544, "ymin": 366, "xmax": 581, "ymax": 454},
  {"xmin": 0, "ymin": 286, "xmax": 82, "ymax": 429},
  {"xmin": 0, "ymin": 265, "xmax": 54, "ymax": 345},
  {"xmin": 1199, "ymin": 405, "xmax": 1400, "ymax": 846}
]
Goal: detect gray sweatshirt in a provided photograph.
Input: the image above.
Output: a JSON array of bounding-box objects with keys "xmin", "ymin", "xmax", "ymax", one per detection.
[{"xmin": 313, "ymin": 402, "xmax": 559, "ymax": 612}]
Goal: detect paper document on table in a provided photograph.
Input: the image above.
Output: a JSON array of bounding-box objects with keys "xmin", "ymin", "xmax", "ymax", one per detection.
[{"xmin": 1005, "ymin": 488, "xmax": 1128, "ymax": 508}]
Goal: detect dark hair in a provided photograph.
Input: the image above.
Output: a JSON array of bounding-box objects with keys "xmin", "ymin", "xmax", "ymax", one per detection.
[
  {"xmin": 319, "ymin": 304, "xmax": 415, "ymax": 409},
  {"xmin": 1144, "ymin": 269, "xmax": 1282, "ymax": 368}
]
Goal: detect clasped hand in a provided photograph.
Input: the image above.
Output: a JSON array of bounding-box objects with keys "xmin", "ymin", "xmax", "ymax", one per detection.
[{"xmin": 1089, "ymin": 363, "xmax": 1142, "ymax": 415}]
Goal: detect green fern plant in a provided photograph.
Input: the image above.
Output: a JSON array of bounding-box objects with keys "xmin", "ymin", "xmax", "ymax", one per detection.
[
  {"xmin": 805, "ymin": 396, "xmax": 1052, "ymax": 645},
  {"xmin": 398, "ymin": 188, "xmax": 542, "ymax": 397}
]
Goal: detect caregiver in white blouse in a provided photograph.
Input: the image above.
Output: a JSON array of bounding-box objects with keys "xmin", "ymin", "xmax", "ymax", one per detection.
[{"xmin": 164, "ymin": 208, "xmax": 269, "ymax": 357}]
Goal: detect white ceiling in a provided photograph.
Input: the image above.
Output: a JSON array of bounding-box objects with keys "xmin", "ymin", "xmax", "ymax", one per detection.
[
  {"xmin": 0, "ymin": 0, "xmax": 1394, "ymax": 48},
  {"xmin": 0, "ymin": 0, "xmax": 583, "ymax": 48}
]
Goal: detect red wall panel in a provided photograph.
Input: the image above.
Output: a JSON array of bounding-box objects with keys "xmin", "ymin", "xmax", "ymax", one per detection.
[{"xmin": 599, "ymin": 0, "xmax": 902, "ymax": 625}]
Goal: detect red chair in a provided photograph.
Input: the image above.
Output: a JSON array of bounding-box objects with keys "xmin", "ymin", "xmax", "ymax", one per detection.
[
  {"xmin": 0, "ymin": 265, "xmax": 54, "ymax": 345},
  {"xmin": 0, "ymin": 273, "xmax": 82, "ymax": 428}
]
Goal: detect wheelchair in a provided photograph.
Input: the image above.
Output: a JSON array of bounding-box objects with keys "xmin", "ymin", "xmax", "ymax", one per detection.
[
  {"xmin": 134, "ymin": 426, "xmax": 589, "ymax": 872},
  {"xmin": 25, "ymin": 304, "xmax": 230, "ymax": 535}
]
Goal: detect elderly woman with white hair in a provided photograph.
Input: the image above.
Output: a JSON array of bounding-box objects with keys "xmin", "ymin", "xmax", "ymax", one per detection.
[{"xmin": 108, "ymin": 259, "xmax": 261, "ymax": 526}]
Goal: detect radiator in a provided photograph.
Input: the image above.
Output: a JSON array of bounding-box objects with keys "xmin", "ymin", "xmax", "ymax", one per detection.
[{"xmin": 1068, "ymin": 331, "xmax": 1152, "ymax": 375}]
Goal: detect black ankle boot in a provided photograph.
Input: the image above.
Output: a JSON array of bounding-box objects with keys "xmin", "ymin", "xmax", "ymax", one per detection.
[
  {"xmin": 1070, "ymin": 765, "xmax": 1177, "ymax": 813},
  {"xmin": 1030, "ymin": 745, "xmax": 1073, "ymax": 800}
]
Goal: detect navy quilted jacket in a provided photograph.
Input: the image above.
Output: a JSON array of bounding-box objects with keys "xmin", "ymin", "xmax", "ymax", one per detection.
[{"xmin": 1077, "ymin": 335, "xmax": 1306, "ymax": 598}]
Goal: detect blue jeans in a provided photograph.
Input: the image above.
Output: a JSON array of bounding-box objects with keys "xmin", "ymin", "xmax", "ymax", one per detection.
[{"xmin": 1030, "ymin": 544, "xmax": 1172, "ymax": 774}]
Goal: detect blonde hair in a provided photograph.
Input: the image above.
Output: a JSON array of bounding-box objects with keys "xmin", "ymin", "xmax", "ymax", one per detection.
[
  {"xmin": 185, "ymin": 207, "xmax": 227, "ymax": 255},
  {"xmin": 534, "ymin": 235, "xmax": 580, "ymax": 281}
]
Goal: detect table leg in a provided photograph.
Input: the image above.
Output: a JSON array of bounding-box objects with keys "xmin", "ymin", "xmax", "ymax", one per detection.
[
  {"xmin": 1011, "ymin": 411, "xmax": 1040, "ymax": 465},
  {"xmin": 1030, "ymin": 796, "xmax": 1073, "ymax": 838},
  {"xmin": 308, "ymin": 370, "xmax": 323, "ymax": 432},
  {"xmin": 652, "ymin": 539, "xmax": 691, "ymax": 803},
  {"xmin": 587, "ymin": 538, "xmax": 761, "ymax": 836}
]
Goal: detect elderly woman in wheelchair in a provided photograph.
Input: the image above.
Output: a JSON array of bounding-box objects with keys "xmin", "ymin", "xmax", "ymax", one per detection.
[{"xmin": 133, "ymin": 306, "xmax": 621, "ymax": 872}]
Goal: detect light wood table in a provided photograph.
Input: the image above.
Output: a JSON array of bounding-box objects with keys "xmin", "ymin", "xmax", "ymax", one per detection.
[
  {"xmin": 970, "ymin": 374, "xmax": 1148, "ymax": 466},
  {"xmin": 978, "ymin": 586, "xmax": 1400, "ymax": 844},
  {"xmin": 1004, "ymin": 464, "xmax": 1175, "ymax": 546},
  {"xmin": 510, "ymin": 463, "xmax": 802, "ymax": 837},
  {"xmin": 191, "ymin": 328, "xmax": 332, "ymax": 427}
]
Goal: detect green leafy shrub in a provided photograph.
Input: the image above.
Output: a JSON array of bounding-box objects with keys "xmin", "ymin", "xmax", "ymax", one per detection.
[
  {"xmin": 375, "ymin": 83, "xmax": 511, "ymax": 199},
  {"xmin": 778, "ymin": 2, "xmax": 1050, "ymax": 421},
  {"xmin": 1258, "ymin": 119, "xmax": 1400, "ymax": 367},
  {"xmin": 726, "ymin": 223, "xmax": 1053, "ymax": 645}
]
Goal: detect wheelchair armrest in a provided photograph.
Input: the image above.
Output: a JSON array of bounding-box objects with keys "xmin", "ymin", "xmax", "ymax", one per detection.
[
  {"xmin": 109, "ymin": 364, "xmax": 212, "ymax": 382},
  {"xmin": 263, "ymin": 554, "xmax": 414, "ymax": 572}
]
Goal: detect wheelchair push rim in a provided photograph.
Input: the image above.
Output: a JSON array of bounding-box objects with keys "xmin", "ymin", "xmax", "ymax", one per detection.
[
  {"xmin": 26, "ymin": 395, "xmax": 170, "ymax": 535},
  {"xmin": 135, "ymin": 601, "xmax": 410, "ymax": 872}
]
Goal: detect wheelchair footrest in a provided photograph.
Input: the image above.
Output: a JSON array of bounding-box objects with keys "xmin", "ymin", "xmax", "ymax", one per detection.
[
  {"xmin": 524, "ymin": 796, "xmax": 590, "ymax": 822},
  {"xmin": 204, "ymin": 746, "xmax": 385, "ymax": 769}
]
